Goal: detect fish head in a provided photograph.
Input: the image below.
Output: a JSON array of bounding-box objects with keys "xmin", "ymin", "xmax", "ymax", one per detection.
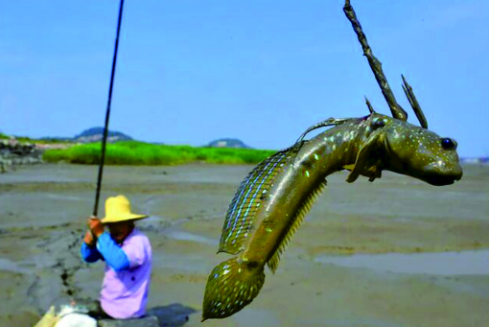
[{"xmin": 367, "ymin": 114, "xmax": 463, "ymax": 186}]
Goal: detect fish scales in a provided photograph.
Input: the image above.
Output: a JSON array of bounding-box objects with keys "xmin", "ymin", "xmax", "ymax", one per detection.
[
  {"xmin": 241, "ymin": 124, "xmax": 356, "ymax": 266},
  {"xmin": 203, "ymin": 114, "xmax": 462, "ymax": 320}
]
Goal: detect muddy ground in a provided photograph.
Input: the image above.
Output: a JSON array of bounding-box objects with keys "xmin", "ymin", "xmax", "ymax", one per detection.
[{"xmin": 0, "ymin": 163, "xmax": 488, "ymax": 327}]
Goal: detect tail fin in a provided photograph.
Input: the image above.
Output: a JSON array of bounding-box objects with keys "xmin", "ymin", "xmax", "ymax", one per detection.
[{"xmin": 202, "ymin": 257, "xmax": 265, "ymax": 321}]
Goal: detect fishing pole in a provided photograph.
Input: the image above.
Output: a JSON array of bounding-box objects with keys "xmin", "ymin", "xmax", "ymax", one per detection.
[{"xmin": 93, "ymin": 0, "xmax": 125, "ymax": 216}]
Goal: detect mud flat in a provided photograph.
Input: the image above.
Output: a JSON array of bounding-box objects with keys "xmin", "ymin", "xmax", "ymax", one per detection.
[{"xmin": 0, "ymin": 163, "xmax": 488, "ymax": 327}]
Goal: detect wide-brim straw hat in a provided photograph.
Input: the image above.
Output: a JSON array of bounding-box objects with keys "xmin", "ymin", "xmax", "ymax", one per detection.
[{"xmin": 101, "ymin": 195, "xmax": 148, "ymax": 224}]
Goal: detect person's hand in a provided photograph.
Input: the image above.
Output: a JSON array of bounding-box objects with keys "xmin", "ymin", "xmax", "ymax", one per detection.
[
  {"xmin": 83, "ymin": 230, "xmax": 95, "ymax": 246},
  {"xmin": 87, "ymin": 217, "xmax": 104, "ymax": 237}
]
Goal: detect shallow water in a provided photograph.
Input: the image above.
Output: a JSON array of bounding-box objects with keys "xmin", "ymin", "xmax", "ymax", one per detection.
[
  {"xmin": 315, "ymin": 250, "xmax": 489, "ymax": 275},
  {"xmin": 165, "ymin": 230, "xmax": 218, "ymax": 246}
]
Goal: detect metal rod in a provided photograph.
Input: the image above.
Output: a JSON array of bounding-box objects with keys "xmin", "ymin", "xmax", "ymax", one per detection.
[{"xmin": 93, "ymin": 0, "xmax": 125, "ymax": 216}]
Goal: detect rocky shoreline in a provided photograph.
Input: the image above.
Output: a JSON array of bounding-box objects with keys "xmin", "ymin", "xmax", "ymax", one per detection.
[
  {"xmin": 0, "ymin": 139, "xmax": 72, "ymax": 173},
  {"xmin": 0, "ymin": 139, "xmax": 43, "ymax": 173}
]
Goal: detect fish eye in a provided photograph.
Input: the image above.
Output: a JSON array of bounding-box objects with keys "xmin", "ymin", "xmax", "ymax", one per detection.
[
  {"xmin": 441, "ymin": 138, "xmax": 457, "ymax": 150},
  {"xmin": 372, "ymin": 119, "xmax": 385, "ymax": 129}
]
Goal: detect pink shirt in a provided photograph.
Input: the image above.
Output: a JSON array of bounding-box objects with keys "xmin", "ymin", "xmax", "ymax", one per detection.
[{"xmin": 100, "ymin": 228, "xmax": 152, "ymax": 319}]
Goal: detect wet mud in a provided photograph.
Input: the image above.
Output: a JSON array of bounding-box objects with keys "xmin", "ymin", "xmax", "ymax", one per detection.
[{"xmin": 0, "ymin": 163, "xmax": 488, "ymax": 327}]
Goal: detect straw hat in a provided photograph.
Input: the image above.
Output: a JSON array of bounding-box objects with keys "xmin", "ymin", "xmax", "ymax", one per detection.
[{"xmin": 101, "ymin": 195, "xmax": 148, "ymax": 224}]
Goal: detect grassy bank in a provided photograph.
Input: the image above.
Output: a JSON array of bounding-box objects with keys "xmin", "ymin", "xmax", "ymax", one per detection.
[
  {"xmin": 43, "ymin": 141, "xmax": 276, "ymax": 165},
  {"xmin": 0, "ymin": 133, "xmax": 70, "ymax": 144}
]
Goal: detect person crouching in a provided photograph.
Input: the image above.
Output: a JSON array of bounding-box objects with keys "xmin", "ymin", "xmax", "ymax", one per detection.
[{"xmin": 80, "ymin": 195, "xmax": 152, "ymax": 319}]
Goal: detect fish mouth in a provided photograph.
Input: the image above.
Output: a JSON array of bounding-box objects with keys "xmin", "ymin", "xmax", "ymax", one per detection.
[
  {"xmin": 425, "ymin": 177, "xmax": 455, "ymax": 186},
  {"xmin": 419, "ymin": 162, "xmax": 463, "ymax": 186},
  {"xmin": 423, "ymin": 172, "xmax": 462, "ymax": 186}
]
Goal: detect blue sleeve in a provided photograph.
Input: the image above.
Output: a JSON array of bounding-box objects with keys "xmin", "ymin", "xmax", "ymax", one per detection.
[
  {"xmin": 80, "ymin": 242, "xmax": 102, "ymax": 263},
  {"xmin": 96, "ymin": 233, "xmax": 130, "ymax": 272}
]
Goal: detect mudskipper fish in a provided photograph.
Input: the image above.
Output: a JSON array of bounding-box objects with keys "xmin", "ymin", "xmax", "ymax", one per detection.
[{"xmin": 202, "ymin": 0, "xmax": 463, "ymax": 320}]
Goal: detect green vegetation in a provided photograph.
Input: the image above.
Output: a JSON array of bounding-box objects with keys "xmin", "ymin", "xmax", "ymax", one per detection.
[
  {"xmin": 13, "ymin": 136, "xmax": 35, "ymax": 143},
  {"xmin": 0, "ymin": 133, "xmax": 69, "ymax": 144},
  {"xmin": 43, "ymin": 141, "xmax": 276, "ymax": 165},
  {"xmin": 26, "ymin": 137, "xmax": 69, "ymax": 144}
]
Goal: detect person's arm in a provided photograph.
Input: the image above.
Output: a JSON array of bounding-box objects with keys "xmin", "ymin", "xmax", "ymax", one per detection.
[
  {"xmin": 80, "ymin": 231, "xmax": 102, "ymax": 263},
  {"xmin": 96, "ymin": 232, "xmax": 130, "ymax": 272},
  {"xmin": 80, "ymin": 242, "xmax": 102, "ymax": 263}
]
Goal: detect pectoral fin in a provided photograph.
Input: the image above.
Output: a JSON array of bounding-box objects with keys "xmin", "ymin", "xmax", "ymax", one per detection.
[
  {"xmin": 367, "ymin": 163, "xmax": 382, "ymax": 182},
  {"xmin": 347, "ymin": 133, "xmax": 382, "ymax": 183},
  {"xmin": 343, "ymin": 164, "xmax": 355, "ymax": 172}
]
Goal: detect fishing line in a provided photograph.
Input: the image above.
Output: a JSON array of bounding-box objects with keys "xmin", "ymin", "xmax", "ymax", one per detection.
[{"xmin": 93, "ymin": 0, "xmax": 125, "ymax": 216}]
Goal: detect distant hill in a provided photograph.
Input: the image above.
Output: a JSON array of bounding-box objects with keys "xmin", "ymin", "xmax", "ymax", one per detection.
[
  {"xmin": 39, "ymin": 127, "xmax": 133, "ymax": 143},
  {"xmin": 74, "ymin": 127, "xmax": 133, "ymax": 143},
  {"xmin": 208, "ymin": 138, "xmax": 250, "ymax": 149}
]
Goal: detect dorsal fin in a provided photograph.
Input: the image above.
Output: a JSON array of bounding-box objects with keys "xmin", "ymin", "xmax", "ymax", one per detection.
[
  {"xmin": 218, "ymin": 149, "xmax": 294, "ymax": 254},
  {"xmin": 267, "ymin": 180, "xmax": 327, "ymax": 273}
]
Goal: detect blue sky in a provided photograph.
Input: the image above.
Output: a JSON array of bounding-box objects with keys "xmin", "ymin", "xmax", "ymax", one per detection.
[{"xmin": 1, "ymin": 0, "xmax": 488, "ymax": 157}]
